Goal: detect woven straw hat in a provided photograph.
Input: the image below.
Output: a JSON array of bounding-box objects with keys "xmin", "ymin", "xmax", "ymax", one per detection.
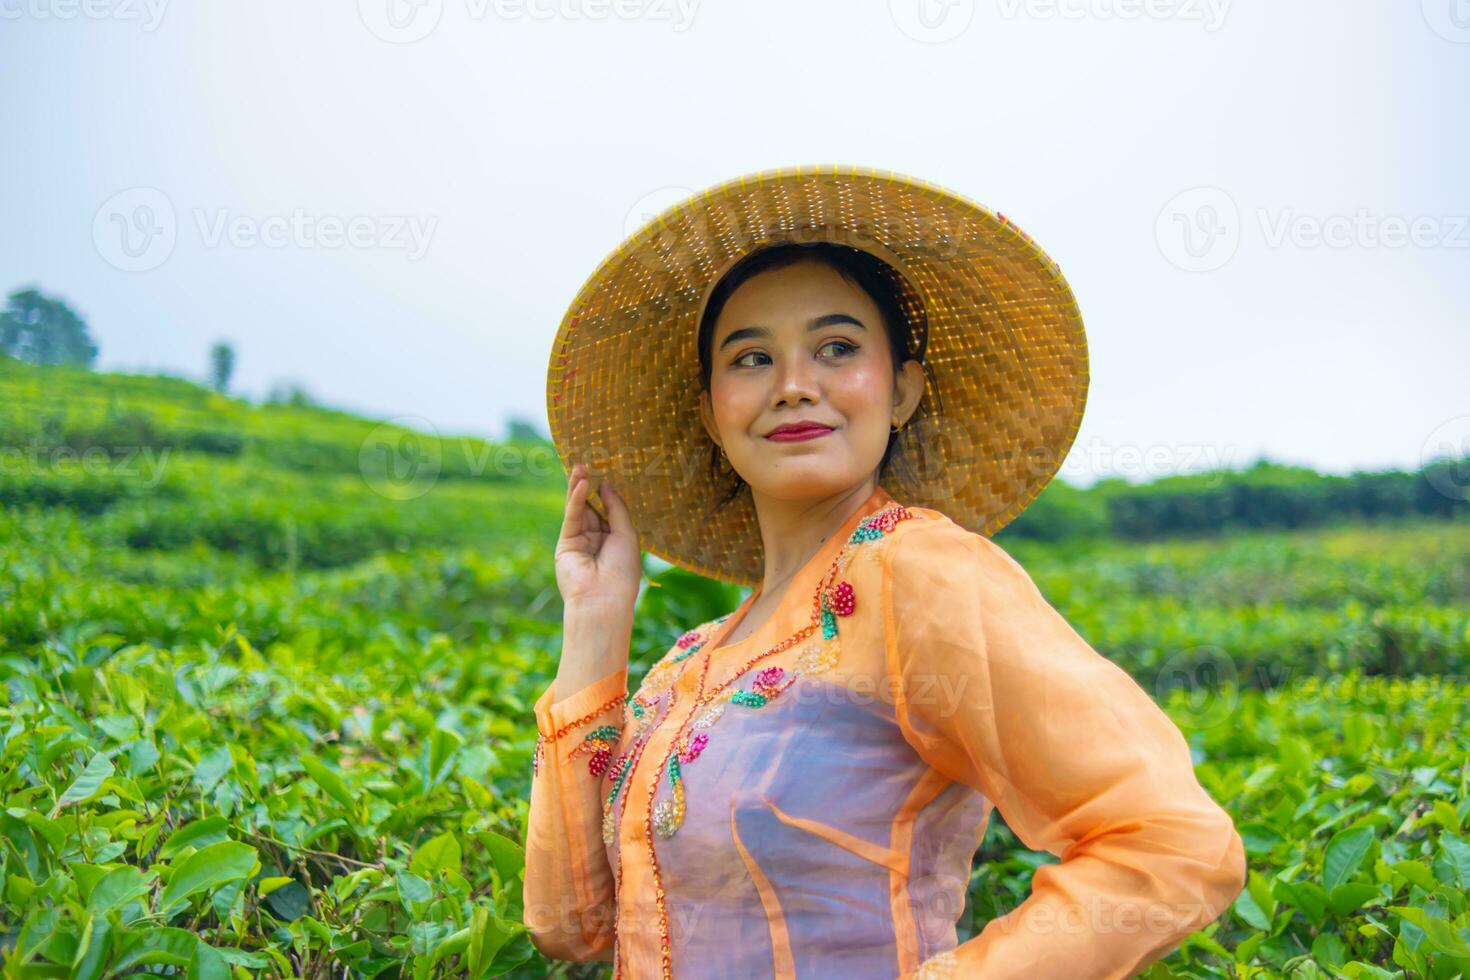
[{"xmin": 546, "ymin": 164, "xmax": 1088, "ymax": 588}]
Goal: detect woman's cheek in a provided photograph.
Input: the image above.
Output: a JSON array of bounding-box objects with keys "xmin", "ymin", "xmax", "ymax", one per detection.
[
  {"xmin": 832, "ymin": 363, "xmax": 891, "ymax": 417},
  {"xmin": 711, "ymin": 377, "xmax": 763, "ymax": 433}
]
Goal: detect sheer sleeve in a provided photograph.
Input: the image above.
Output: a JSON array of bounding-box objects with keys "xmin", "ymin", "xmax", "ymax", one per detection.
[
  {"xmin": 522, "ymin": 662, "xmax": 628, "ymax": 963},
  {"xmin": 883, "ymin": 523, "xmax": 1246, "ymax": 979}
]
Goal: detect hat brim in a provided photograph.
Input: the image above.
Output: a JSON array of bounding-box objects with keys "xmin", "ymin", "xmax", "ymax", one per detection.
[{"xmin": 546, "ymin": 164, "xmax": 1088, "ymax": 587}]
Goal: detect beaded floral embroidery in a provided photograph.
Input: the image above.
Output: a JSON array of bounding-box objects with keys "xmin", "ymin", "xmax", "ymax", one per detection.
[
  {"xmin": 600, "ymin": 656, "xmax": 701, "ymax": 845},
  {"xmin": 592, "ymin": 613, "xmax": 732, "ymax": 840},
  {"xmin": 650, "ymin": 503, "xmax": 913, "ymax": 839},
  {"xmin": 568, "ymin": 725, "xmax": 620, "ymax": 777},
  {"xmin": 601, "ymin": 686, "xmax": 669, "ymax": 845},
  {"xmin": 637, "ymin": 613, "xmax": 732, "ymax": 693},
  {"xmin": 531, "ymin": 692, "xmax": 626, "ymax": 780}
]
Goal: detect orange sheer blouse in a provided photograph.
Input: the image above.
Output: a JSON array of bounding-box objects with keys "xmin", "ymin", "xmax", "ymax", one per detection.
[{"xmin": 523, "ymin": 484, "xmax": 1246, "ymax": 978}]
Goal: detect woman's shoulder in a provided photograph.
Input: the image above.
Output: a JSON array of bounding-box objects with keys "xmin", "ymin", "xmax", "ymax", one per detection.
[{"xmin": 883, "ymin": 500, "xmax": 1033, "ymax": 586}]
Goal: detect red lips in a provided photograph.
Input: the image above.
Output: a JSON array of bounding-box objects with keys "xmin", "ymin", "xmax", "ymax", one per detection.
[{"xmin": 765, "ymin": 422, "xmax": 834, "ymax": 442}]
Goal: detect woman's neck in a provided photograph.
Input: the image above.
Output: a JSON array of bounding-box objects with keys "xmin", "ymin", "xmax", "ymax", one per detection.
[{"xmin": 747, "ymin": 479, "xmax": 881, "ymax": 602}]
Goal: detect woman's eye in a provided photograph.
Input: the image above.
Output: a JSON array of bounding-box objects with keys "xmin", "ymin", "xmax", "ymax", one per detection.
[
  {"xmin": 732, "ymin": 341, "xmax": 855, "ymax": 369},
  {"xmin": 819, "ymin": 340, "xmax": 858, "ymax": 358}
]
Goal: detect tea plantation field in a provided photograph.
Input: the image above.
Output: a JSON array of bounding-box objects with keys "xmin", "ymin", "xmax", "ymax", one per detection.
[{"xmin": 2, "ymin": 360, "xmax": 1468, "ymax": 978}]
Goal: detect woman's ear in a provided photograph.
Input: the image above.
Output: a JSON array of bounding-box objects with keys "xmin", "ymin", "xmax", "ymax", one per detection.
[
  {"xmin": 698, "ymin": 388, "xmax": 723, "ymax": 451},
  {"xmin": 892, "ymin": 358, "xmax": 926, "ymax": 427}
]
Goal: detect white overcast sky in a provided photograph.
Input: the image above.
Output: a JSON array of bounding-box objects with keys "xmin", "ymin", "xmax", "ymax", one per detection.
[{"xmin": 3, "ymin": 0, "xmax": 1466, "ymax": 486}]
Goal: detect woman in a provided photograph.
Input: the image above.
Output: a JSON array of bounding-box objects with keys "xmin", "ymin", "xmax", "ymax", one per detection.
[{"xmin": 524, "ymin": 166, "xmax": 1246, "ymax": 979}]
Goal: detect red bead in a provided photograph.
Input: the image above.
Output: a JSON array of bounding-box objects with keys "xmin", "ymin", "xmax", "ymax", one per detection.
[
  {"xmin": 589, "ymin": 748, "xmax": 612, "ymax": 777},
  {"xmin": 676, "ymin": 629, "xmax": 701, "ymax": 649},
  {"xmin": 829, "ymin": 581, "xmax": 856, "ymax": 616}
]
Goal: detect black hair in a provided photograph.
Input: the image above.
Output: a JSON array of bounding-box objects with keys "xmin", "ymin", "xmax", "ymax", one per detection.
[{"xmin": 695, "ymin": 240, "xmax": 941, "ymax": 512}]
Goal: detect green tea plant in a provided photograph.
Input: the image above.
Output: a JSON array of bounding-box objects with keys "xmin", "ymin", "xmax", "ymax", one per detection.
[{"xmin": 2, "ymin": 361, "xmax": 1467, "ymax": 977}]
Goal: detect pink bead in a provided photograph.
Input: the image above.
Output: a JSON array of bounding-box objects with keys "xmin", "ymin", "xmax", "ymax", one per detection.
[
  {"xmin": 753, "ymin": 666, "xmax": 785, "ymax": 691},
  {"xmin": 870, "ymin": 506, "xmax": 909, "ymax": 532},
  {"xmin": 680, "ymin": 731, "xmax": 708, "ymax": 763}
]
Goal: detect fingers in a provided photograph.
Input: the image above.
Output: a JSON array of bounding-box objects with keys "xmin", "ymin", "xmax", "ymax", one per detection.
[
  {"xmin": 559, "ymin": 462, "xmax": 591, "ymax": 542},
  {"xmin": 599, "ymin": 473, "xmax": 636, "ymax": 537},
  {"xmin": 562, "ymin": 461, "xmax": 636, "ymax": 541}
]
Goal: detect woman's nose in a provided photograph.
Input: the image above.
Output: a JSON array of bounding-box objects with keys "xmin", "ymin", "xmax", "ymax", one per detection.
[{"xmin": 772, "ymin": 353, "xmax": 819, "ymax": 404}]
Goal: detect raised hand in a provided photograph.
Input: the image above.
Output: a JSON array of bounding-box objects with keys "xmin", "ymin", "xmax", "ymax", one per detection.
[{"xmin": 554, "ymin": 462, "xmax": 642, "ymax": 615}]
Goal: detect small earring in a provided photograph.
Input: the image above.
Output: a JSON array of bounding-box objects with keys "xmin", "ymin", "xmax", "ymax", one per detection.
[{"xmin": 889, "ymin": 419, "xmax": 903, "ymax": 434}]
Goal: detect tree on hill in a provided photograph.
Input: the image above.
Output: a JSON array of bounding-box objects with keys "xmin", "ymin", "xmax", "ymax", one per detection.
[
  {"xmin": 0, "ymin": 287, "xmax": 99, "ymax": 367},
  {"xmin": 210, "ymin": 340, "xmax": 236, "ymax": 393},
  {"xmin": 506, "ymin": 416, "xmax": 549, "ymax": 443},
  {"xmin": 266, "ymin": 378, "xmax": 317, "ymax": 407}
]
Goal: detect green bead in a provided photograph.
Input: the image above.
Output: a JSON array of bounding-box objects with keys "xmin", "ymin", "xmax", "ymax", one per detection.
[
  {"xmin": 821, "ymin": 607, "xmax": 838, "ymax": 640},
  {"xmin": 607, "ymin": 766, "xmax": 629, "ymax": 802},
  {"xmin": 730, "ymin": 690, "xmax": 767, "ymax": 708}
]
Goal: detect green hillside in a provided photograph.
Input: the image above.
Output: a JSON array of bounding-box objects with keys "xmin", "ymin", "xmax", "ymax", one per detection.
[{"xmin": 2, "ymin": 360, "xmax": 1468, "ymax": 978}]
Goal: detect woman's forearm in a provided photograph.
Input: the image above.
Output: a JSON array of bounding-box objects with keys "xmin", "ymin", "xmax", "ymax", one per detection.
[{"xmin": 556, "ymin": 600, "xmax": 634, "ymax": 695}]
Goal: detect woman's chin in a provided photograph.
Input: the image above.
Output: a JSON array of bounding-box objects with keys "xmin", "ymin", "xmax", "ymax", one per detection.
[{"xmin": 746, "ymin": 457, "xmax": 868, "ymax": 501}]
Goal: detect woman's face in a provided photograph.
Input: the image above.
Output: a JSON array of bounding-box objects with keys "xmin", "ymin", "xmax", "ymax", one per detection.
[{"xmin": 699, "ymin": 259, "xmax": 924, "ymax": 502}]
